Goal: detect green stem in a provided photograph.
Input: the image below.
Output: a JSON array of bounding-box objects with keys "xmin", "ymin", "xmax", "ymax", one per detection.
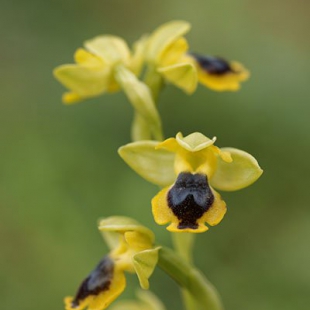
[
  {"xmin": 172, "ymin": 233, "xmax": 196, "ymax": 310},
  {"xmin": 158, "ymin": 246, "xmax": 224, "ymax": 310},
  {"xmin": 144, "ymin": 64, "xmax": 164, "ymax": 103},
  {"xmin": 172, "ymin": 233, "xmax": 195, "ymax": 264},
  {"xmin": 131, "ymin": 111, "xmax": 152, "ymax": 141},
  {"xmin": 114, "ymin": 65, "xmax": 164, "ymax": 141},
  {"xmin": 182, "ymin": 289, "xmax": 198, "ymax": 310}
]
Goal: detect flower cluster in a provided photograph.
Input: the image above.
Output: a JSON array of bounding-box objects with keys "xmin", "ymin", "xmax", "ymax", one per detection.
[
  {"xmin": 54, "ymin": 21, "xmax": 249, "ymax": 104},
  {"xmin": 54, "ymin": 20, "xmax": 262, "ymax": 310},
  {"xmin": 65, "ymin": 217, "xmax": 159, "ymax": 310}
]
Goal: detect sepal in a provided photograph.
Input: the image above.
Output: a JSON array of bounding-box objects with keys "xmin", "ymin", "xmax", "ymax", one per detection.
[
  {"xmin": 118, "ymin": 141, "xmax": 175, "ymax": 187},
  {"xmin": 210, "ymin": 147, "xmax": 263, "ymax": 191}
]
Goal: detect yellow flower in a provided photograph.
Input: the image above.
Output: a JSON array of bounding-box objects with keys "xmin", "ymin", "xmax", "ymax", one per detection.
[
  {"xmin": 145, "ymin": 21, "xmax": 249, "ymax": 93},
  {"xmin": 54, "ymin": 35, "xmax": 163, "ymax": 140},
  {"xmin": 65, "ymin": 217, "xmax": 160, "ymax": 310},
  {"xmin": 54, "ymin": 35, "xmax": 146, "ymax": 104},
  {"xmin": 119, "ymin": 132, "xmax": 263, "ymax": 233}
]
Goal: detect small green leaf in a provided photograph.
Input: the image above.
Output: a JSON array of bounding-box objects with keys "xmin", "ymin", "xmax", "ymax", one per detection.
[
  {"xmin": 118, "ymin": 141, "xmax": 175, "ymax": 187},
  {"xmin": 133, "ymin": 247, "xmax": 160, "ymax": 289},
  {"xmin": 211, "ymin": 147, "xmax": 263, "ymax": 191}
]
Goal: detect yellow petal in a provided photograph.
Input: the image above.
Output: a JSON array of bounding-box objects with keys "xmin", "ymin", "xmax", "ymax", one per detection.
[
  {"xmin": 156, "ymin": 133, "xmax": 218, "ymax": 177},
  {"xmin": 159, "ymin": 37, "xmax": 189, "ymax": 66},
  {"xmin": 53, "ymin": 64, "xmax": 110, "ymax": 99},
  {"xmin": 156, "ymin": 137, "xmax": 179, "ymax": 152},
  {"xmin": 146, "ymin": 21, "xmax": 191, "ymax": 63},
  {"xmin": 99, "ymin": 216, "xmax": 155, "ymax": 247},
  {"xmin": 130, "ymin": 35, "xmax": 148, "ymax": 76},
  {"xmin": 176, "ymin": 132, "xmax": 216, "ymax": 152},
  {"xmin": 74, "ymin": 48, "xmax": 104, "ymax": 66},
  {"xmin": 124, "ymin": 231, "xmax": 153, "ymax": 252},
  {"xmin": 158, "ymin": 62, "xmax": 197, "ymax": 94},
  {"xmin": 85, "ymin": 35, "xmax": 131, "ymax": 66},
  {"xmin": 62, "ymin": 92, "xmax": 83, "ymax": 104}
]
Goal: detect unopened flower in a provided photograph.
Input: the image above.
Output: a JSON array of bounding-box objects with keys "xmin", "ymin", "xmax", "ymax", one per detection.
[
  {"xmin": 145, "ymin": 21, "xmax": 249, "ymax": 93},
  {"xmin": 65, "ymin": 216, "xmax": 159, "ymax": 310},
  {"xmin": 119, "ymin": 132, "xmax": 262, "ymax": 233}
]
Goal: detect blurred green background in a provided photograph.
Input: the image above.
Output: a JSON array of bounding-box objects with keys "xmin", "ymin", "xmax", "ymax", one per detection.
[{"xmin": 1, "ymin": 0, "xmax": 310, "ymax": 309}]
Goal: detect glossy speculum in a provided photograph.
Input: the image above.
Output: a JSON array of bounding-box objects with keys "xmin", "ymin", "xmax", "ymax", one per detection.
[
  {"xmin": 190, "ymin": 53, "xmax": 233, "ymax": 75},
  {"xmin": 71, "ymin": 256, "xmax": 114, "ymax": 308},
  {"xmin": 167, "ymin": 172, "xmax": 214, "ymax": 229}
]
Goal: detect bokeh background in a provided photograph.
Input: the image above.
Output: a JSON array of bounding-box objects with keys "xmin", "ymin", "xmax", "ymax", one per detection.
[{"xmin": 1, "ymin": 0, "xmax": 310, "ymax": 309}]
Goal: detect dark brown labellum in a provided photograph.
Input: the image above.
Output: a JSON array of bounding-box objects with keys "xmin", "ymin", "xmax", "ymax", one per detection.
[
  {"xmin": 190, "ymin": 53, "xmax": 233, "ymax": 75},
  {"xmin": 167, "ymin": 172, "xmax": 214, "ymax": 229},
  {"xmin": 71, "ymin": 256, "xmax": 114, "ymax": 308}
]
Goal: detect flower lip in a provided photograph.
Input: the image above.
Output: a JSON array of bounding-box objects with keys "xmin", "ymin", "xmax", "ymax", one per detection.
[
  {"xmin": 71, "ymin": 256, "xmax": 114, "ymax": 308},
  {"xmin": 189, "ymin": 53, "xmax": 235, "ymax": 75},
  {"xmin": 167, "ymin": 172, "xmax": 214, "ymax": 230}
]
